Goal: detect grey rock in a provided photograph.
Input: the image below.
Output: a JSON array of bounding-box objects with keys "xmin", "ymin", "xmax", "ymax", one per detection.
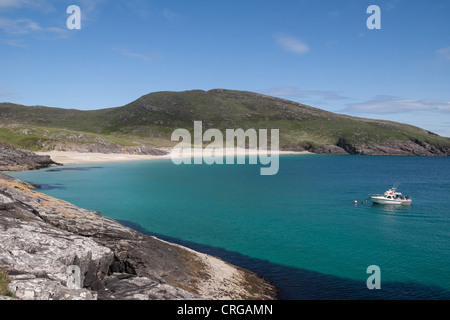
[
  {"xmin": 8, "ymin": 278, "xmax": 96, "ymax": 300},
  {"xmin": 0, "ymin": 193, "xmax": 14, "ymax": 210},
  {"xmin": 99, "ymin": 274, "xmax": 198, "ymax": 300},
  {"xmin": 0, "ymin": 145, "xmax": 57, "ymax": 171}
]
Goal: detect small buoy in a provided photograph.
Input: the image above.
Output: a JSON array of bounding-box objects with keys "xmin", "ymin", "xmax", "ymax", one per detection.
[{"xmin": 354, "ymin": 200, "xmax": 358, "ymax": 205}]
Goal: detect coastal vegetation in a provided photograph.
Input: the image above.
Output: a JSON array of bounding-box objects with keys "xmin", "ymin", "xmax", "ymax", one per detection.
[
  {"xmin": 0, "ymin": 89, "xmax": 449, "ymax": 155},
  {"xmin": 0, "ymin": 268, "xmax": 14, "ymax": 298}
]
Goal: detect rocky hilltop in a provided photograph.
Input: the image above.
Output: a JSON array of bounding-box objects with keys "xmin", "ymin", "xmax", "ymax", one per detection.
[{"xmin": 0, "ymin": 172, "xmax": 276, "ymax": 300}]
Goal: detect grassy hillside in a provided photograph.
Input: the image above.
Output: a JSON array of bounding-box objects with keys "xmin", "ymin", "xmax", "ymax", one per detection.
[{"xmin": 0, "ymin": 89, "xmax": 449, "ymax": 154}]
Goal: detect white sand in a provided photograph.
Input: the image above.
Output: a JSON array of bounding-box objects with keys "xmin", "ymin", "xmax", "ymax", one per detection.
[
  {"xmin": 36, "ymin": 151, "xmax": 172, "ymax": 165},
  {"xmin": 36, "ymin": 148, "xmax": 311, "ymax": 166}
]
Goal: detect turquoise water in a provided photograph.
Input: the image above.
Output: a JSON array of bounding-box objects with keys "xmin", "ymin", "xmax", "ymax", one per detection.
[{"xmin": 9, "ymin": 155, "xmax": 450, "ymax": 299}]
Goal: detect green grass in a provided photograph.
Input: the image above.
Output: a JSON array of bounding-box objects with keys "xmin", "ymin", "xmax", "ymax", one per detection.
[
  {"xmin": 1, "ymin": 89, "xmax": 449, "ymax": 152},
  {"xmin": 0, "ymin": 269, "xmax": 15, "ymax": 298},
  {"xmin": 0, "ymin": 125, "xmax": 141, "ymax": 150}
]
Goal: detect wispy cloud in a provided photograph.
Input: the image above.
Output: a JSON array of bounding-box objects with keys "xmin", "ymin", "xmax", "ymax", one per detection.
[
  {"xmin": 0, "ymin": 16, "xmax": 68, "ymax": 38},
  {"xmin": 113, "ymin": 47, "xmax": 152, "ymax": 62},
  {"xmin": 76, "ymin": 0, "xmax": 105, "ymax": 23},
  {"xmin": 0, "ymin": 85, "xmax": 21, "ymax": 100},
  {"xmin": 437, "ymin": 46, "xmax": 450, "ymax": 60},
  {"xmin": 0, "ymin": 17, "xmax": 41, "ymax": 34},
  {"xmin": 0, "ymin": 0, "xmax": 71, "ymax": 38},
  {"xmin": 344, "ymin": 95, "xmax": 450, "ymax": 114},
  {"xmin": 163, "ymin": 8, "xmax": 179, "ymax": 22},
  {"xmin": 0, "ymin": 0, "xmax": 53, "ymax": 11},
  {"xmin": 275, "ymin": 33, "xmax": 309, "ymax": 54},
  {"xmin": 0, "ymin": 38, "xmax": 27, "ymax": 47},
  {"xmin": 259, "ymin": 86, "xmax": 349, "ymax": 101}
]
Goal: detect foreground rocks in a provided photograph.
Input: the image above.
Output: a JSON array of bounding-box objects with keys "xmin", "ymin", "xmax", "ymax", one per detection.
[{"xmin": 0, "ymin": 173, "xmax": 276, "ymax": 300}]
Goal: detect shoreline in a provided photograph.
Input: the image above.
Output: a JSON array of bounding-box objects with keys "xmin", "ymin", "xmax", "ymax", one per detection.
[
  {"xmin": 0, "ymin": 172, "xmax": 277, "ymax": 300},
  {"xmin": 36, "ymin": 149, "xmax": 312, "ymax": 166}
]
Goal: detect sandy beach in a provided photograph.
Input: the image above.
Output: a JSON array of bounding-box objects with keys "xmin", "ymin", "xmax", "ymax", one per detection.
[
  {"xmin": 35, "ymin": 150, "xmax": 172, "ymax": 165},
  {"xmin": 36, "ymin": 149, "xmax": 311, "ymax": 165}
]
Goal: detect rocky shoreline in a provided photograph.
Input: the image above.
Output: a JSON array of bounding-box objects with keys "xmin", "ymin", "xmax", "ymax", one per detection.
[
  {"xmin": 1, "ymin": 137, "xmax": 448, "ymax": 300},
  {"xmin": 0, "ymin": 164, "xmax": 276, "ymax": 300},
  {"xmin": 284, "ymin": 138, "xmax": 450, "ymax": 156},
  {"xmin": 0, "ymin": 146, "xmax": 58, "ymax": 172}
]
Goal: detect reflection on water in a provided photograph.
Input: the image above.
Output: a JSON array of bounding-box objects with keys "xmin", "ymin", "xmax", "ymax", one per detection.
[{"xmin": 371, "ymin": 203, "xmax": 413, "ymax": 215}]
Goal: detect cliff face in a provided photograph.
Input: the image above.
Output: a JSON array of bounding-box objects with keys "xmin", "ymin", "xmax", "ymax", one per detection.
[
  {"xmin": 301, "ymin": 138, "xmax": 450, "ymax": 156},
  {"xmin": 0, "ymin": 173, "xmax": 276, "ymax": 300}
]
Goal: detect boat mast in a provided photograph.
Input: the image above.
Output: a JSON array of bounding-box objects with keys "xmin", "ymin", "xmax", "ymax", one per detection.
[{"xmin": 393, "ymin": 181, "xmax": 400, "ymax": 191}]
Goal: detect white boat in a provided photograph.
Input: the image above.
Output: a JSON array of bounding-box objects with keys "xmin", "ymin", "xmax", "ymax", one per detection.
[{"xmin": 370, "ymin": 184, "xmax": 412, "ymax": 205}]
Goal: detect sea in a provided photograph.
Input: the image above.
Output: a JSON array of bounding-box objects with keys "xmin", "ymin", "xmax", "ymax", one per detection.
[{"xmin": 8, "ymin": 155, "xmax": 450, "ymax": 299}]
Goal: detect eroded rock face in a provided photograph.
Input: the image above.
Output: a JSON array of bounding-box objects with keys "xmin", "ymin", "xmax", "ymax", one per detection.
[
  {"xmin": 0, "ymin": 173, "xmax": 276, "ymax": 300},
  {"xmin": 0, "ymin": 145, "xmax": 57, "ymax": 171},
  {"xmin": 353, "ymin": 139, "xmax": 450, "ymax": 156}
]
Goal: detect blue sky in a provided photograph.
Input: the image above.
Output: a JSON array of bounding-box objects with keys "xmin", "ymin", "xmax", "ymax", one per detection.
[{"xmin": 1, "ymin": 0, "xmax": 449, "ymax": 136}]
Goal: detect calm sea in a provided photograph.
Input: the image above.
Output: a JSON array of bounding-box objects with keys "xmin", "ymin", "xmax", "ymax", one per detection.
[{"xmin": 9, "ymin": 155, "xmax": 450, "ymax": 299}]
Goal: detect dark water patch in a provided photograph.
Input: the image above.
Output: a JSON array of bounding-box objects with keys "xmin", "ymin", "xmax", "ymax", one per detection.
[
  {"xmin": 46, "ymin": 166, "xmax": 104, "ymax": 172},
  {"xmin": 35, "ymin": 183, "xmax": 66, "ymax": 190},
  {"xmin": 117, "ymin": 219, "xmax": 450, "ymax": 300}
]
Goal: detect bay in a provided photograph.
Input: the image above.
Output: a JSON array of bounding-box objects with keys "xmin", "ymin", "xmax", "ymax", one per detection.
[{"xmin": 9, "ymin": 155, "xmax": 450, "ymax": 299}]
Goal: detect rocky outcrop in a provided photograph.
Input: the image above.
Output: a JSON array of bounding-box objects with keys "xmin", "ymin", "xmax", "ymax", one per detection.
[
  {"xmin": 339, "ymin": 139, "xmax": 450, "ymax": 156},
  {"xmin": 0, "ymin": 145, "xmax": 57, "ymax": 171},
  {"xmin": 0, "ymin": 173, "xmax": 276, "ymax": 300},
  {"xmin": 286, "ymin": 138, "xmax": 450, "ymax": 156},
  {"xmin": 353, "ymin": 139, "xmax": 450, "ymax": 156}
]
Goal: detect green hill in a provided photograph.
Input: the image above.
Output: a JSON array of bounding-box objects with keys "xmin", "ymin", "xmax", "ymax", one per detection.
[{"xmin": 0, "ymin": 89, "xmax": 449, "ymax": 156}]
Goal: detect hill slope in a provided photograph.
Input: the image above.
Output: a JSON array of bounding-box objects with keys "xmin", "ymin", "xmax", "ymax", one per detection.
[{"xmin": 1, "ymin": 89, "xmax": 449, "ymax": 156}]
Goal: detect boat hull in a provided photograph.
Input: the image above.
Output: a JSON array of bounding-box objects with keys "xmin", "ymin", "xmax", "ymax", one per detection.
[{"xmin": 370, "ymin": 196, "xmax": 412, "ymax": 205}]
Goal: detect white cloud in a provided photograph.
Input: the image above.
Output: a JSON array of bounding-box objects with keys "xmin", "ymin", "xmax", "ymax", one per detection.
[
  {"xmin": 76, "ymin": 0, "xmax": 105, "ymax": 22},
  {"xmin": 437, "ymin": 47, "xmax": 450, "ymax": 60},
  {"xmin": 163, "ymin": 8, "xmax": 179, "ymax": 22},
  {"xmin": 113, "ymin": 47, "xmax": 152, "ymax": 62},
  {"xmin": 0, "ymin": 0, "xmax": 22, "ymax": 9},
  {"xmin": 0, "ymin": 0, "xmax": 54, "ymax": 12},
  {"xmin": 275, "ymin": 33, "xmax": 309, "ymax": 54},
  {"xmin": 259, "ymin": 86, "xmax": 349, "ymax": 101},
  {"xmin": 1, "ymin": 38, "xmax": 27, "ymax": 47},
  {"xmin": 0, "ymin": 17, "xmax": 42, "ymax": 34},
  {"xmin": 0, "ymin": 85, "xmax": 21, "ymax": 100},
  {"xmin": 0, "ymin": 17, "xmax": 69, "ymax": 38},
  {"xmin": 345, "ymin": 95, "xmax": 450, "ymax": 114}
]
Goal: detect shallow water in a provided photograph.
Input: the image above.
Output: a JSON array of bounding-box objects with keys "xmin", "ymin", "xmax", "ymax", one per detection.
[{"xmin": 10, "ymin": 155, "xmax": 450, "ymax": 299}]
